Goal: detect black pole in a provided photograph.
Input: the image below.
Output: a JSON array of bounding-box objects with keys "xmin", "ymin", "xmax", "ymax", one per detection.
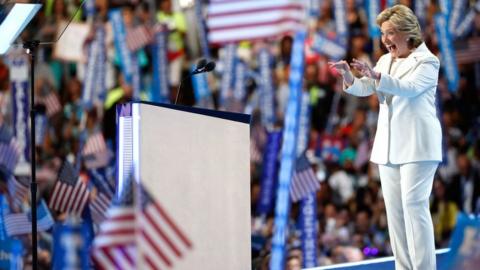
[{"xmin": 23, "ymin": 40, "xmax": 39, "ymax": 270}]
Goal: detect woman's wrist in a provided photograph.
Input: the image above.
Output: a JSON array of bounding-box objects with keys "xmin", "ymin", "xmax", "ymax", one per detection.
[{"xmin": 344, "ymin": 72, "xmax": 354, "ymax": 86}]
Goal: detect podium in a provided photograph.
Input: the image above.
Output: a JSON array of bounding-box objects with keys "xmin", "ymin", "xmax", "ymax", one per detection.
[{"xmin": 116, "ymin": 102, "xmax": 251, "ymax": 269}]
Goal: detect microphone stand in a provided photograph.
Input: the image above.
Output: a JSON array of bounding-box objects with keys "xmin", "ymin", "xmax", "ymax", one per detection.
[
  {"xmin": 19, "ymin": 1, "xmax": 86, "ymax": 269},
  {"xmin": 23, "ymin": 40, "xmax": 39, "ymax": 270}
]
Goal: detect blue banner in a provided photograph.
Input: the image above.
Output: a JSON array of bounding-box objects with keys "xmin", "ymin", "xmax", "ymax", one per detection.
[
  {"xmin": 300, "ymin": 193, "xmax": 318, "ymax": 268},
  {"xmin": 434, "ymin": 14, "xmax": 459, "ymax": 92},
  {"xmin": 9, "ymin": 56, "xmax": 30, "ymax": 166},
  {"xmin": 440, "ymin": 213, "xmax": 480, "ymax": 270},
  {"xmin": 0, "ymin": 238, "xmax": 23, "ymax": 270},
  {"xmin": 52, "ymin": 223, "xmax": 91, "ymax": 270},
  {"xmin": 220, "ymin": 44, "xmax": 236, "ymax": 109},
  {"xmin": 454, "ymin": 2, "xmax": 479, "ymax": 39},
  {"xmin": 307, "ymin": 0, "xmax": 321, "ymax": 17},
  {"xmin": 259, "ymin": 48, "xmax": 276, "ymax": 129},
  {"xmin": 311, "ymin": 33, "xmax": 346, "ymax": 61},
  {"xmin": 194, "ymin": 0, "xmax": 211, "ymax": 59},
  {"xmin": 297, "ymin": 92, "xmax": 311, "ymax": 156},
  {"xmin": 439, "ymin": 0, "xmax": 453, "ymax": 18},
  {"xmin": 414, "ymin": 0, "xmax": 427, "ymax": 27},
  {"xmin": 190, "ymin": 65, "xmax": 212, "ymax": 104},
  {"xmin": 109, "ymin": 9, "xmax": 133, "ymax": 84},
  {"xmin": 94, "ymin": 26, "xmax": 107, "ymax": 103},
  {"xmin": 333, "ymin": 0, "xmax": 349, "ymax": 45},
  {"xmin": 84, "ymin": 0, "xmax": 95, "ymax": 20},
  {"xmin": 233, "ymin": 60, "xmax": 247, "ymax": 103},
  {"xmin": 257, "ymin": 131, "xmax": 282, "ymax": 215},
  {"xmin": 82, "ymin": 25, "xmax": 107, "ymax": 108},
  {"xmin": 448, "ymin": 0, "xmax": 466, "ymax": 35},
  {"xmin": 387, "ymin": 0, "xmax": 397, "ymax": 7},
  {"xmin": 151, "ymin": 29, "xmax": 170, "ymax": 103},
  {"xmin": 35, "ymin": 114, "xmax": 47, "ymax": 146},
  {"xmin": 366, "ymin": 0, "xmax": 381, "ymax": 38},
  {"xmin": 270, "ymin": 30, "xmax": 306, "ymax": 270},
  {"xmin": 131, "ymin": 53, "xmax": 141, "ymax": 100},
  {"xmin": 0, "ymin": 195, "xmax": 9, "ymax": 240}
]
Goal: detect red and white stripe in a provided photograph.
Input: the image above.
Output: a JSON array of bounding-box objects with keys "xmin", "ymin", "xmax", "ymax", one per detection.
[
  {"xmin": 290, "ymin": 167, "xmax": 320, "ymax": 202},
  {"xmin": 138, "ymin": 202, "xmax": 193, "ymax": 269},
  {"xmin": 0, "ymin": 138, "xmax": 20, "ymax": 172},
  {"xmin": 126, "ymin": 25, "xmax": 153, "ymax": 52},
  {"xmin": 83, "ymin": 133, "xmax": 108, "ymax": 156},
  {"xmin": 456, "ymin": 37, "xmax": 480, "ymax": 65},
  {"xmin": 92, "ymin": 207, "xmax": 136, "ymax": 270},
  {"xmin": 90, "ymin": 191, "xmax": 112, "ymax": 225},
  {"xmin": 49, "ymin": 177, "xmax": 90, "ymax": 216},
  {"xmin": 207, "ymin": 0, "xmax": 305, "ymax": 44},
  {"xmin": 41, "ymin": 92, "xmax": 62, "ymax": 117},
  {"xmin": 7, "ymin": 175, "xmax": 28, "ymax": 209}
]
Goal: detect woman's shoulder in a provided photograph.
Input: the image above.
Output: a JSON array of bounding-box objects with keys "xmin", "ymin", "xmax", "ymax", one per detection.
[{"xmin": 413, "ymin": 43, "xmax": 439, "ymax": 65}]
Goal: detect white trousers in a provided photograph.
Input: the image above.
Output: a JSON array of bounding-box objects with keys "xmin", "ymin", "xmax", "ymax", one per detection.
[{"xmin": 378, "ymin": 161, "xmax": 439, "ymax": 270}]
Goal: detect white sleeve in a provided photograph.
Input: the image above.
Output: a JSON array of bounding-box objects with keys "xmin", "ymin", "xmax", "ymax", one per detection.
[{"xmin": 376, "ymin": 58, "xmax": 440, "ymax": 98}]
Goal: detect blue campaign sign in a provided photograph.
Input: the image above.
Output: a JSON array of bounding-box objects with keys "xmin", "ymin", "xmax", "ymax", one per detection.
[
  {"xmin": 0, "ymin": 239, "xmax": 23, "ymax": 269},
  {"xmin": 52, "ymin": 223, "xmax": 90, "ymax": 270},
  {"xmin": 0, "ymin": 194, "xmax": 10, "ymax": 241},
  {"xmin": 440, "ymin": 213, "xmax": 480, "ymax": 270}
]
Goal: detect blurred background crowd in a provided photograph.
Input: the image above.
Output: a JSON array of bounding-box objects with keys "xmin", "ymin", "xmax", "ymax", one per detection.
[{"xmin": 0, "ymin": 0, "xmax": 479, "ymax": 269}]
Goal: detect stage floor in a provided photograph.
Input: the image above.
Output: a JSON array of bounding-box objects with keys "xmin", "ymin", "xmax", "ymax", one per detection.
[{"xmin": 307, "ymin": 248, "xmax": 450, "ymax": 270}]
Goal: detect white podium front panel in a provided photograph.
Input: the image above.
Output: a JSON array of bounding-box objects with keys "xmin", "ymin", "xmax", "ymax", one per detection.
[{"xmin": 118, "ymin": 102, "xmax": 251, "ymax": 270}]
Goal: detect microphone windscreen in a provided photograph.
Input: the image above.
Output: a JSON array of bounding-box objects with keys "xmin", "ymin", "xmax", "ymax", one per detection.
[
  {"xmin": 196, "ymin": 58, "xmax": 207, "ymax": 70},
  {"xmin": 205, "ymin": 61, "xmax": 216, "ymax": 72}
]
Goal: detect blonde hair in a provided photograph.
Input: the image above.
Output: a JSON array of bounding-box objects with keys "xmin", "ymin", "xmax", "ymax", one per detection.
[{"xmin": 376, "ymin": 5, "xmax": 423, "ymax": 48}]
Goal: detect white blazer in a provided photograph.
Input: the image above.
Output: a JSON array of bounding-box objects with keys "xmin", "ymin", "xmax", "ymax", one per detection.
[{"xmin": 345, "ymin": 43, "xmax": 442, "ymax": 165}]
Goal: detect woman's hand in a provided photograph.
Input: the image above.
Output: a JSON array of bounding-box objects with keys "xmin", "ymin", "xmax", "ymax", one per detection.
[
  {"xmin": 328, "ymin": 60, "xmax": 354, "ymax": 86},
  {"xmin": 350, "ymin": 59, "xmax": 381, "ymax": 81}
]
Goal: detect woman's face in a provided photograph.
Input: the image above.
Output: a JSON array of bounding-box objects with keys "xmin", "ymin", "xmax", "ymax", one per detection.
[{"xmin": 380, "ymin": 20, "xmax": 410, "ymax": 58}]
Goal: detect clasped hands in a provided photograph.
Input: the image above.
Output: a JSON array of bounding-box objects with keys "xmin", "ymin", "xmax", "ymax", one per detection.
[{"xmin": 328, "ymin": 59, "xmax": 381, "ymax": 85}]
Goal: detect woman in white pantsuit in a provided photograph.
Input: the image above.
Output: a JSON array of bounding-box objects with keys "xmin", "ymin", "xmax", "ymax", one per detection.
[{"xmin": 329, "ymin": 5, "xmax": 441, "ymax": 270}]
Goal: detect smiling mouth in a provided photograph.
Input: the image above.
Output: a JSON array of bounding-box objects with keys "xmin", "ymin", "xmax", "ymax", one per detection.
[{"xmin": 386, "ymin": 44, "xmax": 397, "ymax": 53}]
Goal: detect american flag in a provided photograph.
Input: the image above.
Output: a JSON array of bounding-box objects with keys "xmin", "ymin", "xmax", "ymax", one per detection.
[
  {"xmin": 0, "ymin": 138, "xmax": 20, "ymax": 173},
  {"xmin": 88, "ymin": 169, "xmax": 114, "ymax": 225},
  {"xmin": 290, "ymin": 154, "xmax": 320, "ymax": 202},
  {"xmin": 92, "ymin": 175, "xmax": 136, "ymax": 270},
  {"xmin": 456, "ymin": 37, "xmax": 480, "ymax": 64},
  {"xmin": 90, "ymin": 189, "xmax": 112, "ymax": 225},
  {"xmin": 206, "ymin": 0, "xmax": 305, "ymax": 44},
  {"xmin": 89, "ymin": 168, "xmax": 116, "ymax": 197},
  {"xmin": 7, "ymin": 174, "xmax": 28, "ymax": 210},
  {"xmin": 83, "ymin": 150, "xmax": 112, "ymax": 170},
  {"xmin": 82, "ymin": 132, "xmax": 108, "ymax": 156},
  {"xmin": 126, "ymin": 25, "xmax": 153, "ymax": 52},
  {"xmin": 48, "ymin": 161, "xmax": 90, "ymax": 216},
  {"xmin": 39, "ymin": 92, "xmax": 62, "ymax": 117},
  {"xmin": 3, "ymin": 200, "xmax": 54, "ymax": 236},
  {"xmin": 137, "ymin": 184, "xmax": 193, "ymax": 269}
]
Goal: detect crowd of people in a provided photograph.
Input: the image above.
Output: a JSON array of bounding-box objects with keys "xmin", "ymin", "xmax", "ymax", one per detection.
[{"xmin": 0, "ymin": 0, "xmax": 479, "ymax": 269}]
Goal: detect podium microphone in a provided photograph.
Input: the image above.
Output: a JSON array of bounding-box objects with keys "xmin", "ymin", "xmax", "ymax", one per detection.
[{"xmin": 174, "ymin": 59, "xmax": 216, "ymax": 104}]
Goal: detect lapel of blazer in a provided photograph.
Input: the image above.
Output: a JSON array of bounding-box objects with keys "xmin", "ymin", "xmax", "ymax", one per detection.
[{"xmin": 391, "ymin": 43, "xmax": 429, "ymax": 79}]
